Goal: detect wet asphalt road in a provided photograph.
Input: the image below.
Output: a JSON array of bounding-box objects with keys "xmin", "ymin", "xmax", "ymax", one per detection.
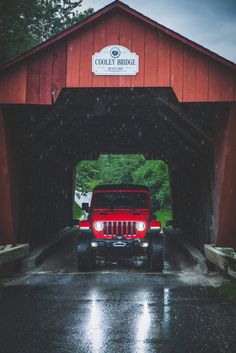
[
  {"xmin": 0, "ymin": 234, "xmax": 236, "ymax": 353},
  {"xmin": 1, "ymin": 272, "xmax": 236, "ymax": 353}
]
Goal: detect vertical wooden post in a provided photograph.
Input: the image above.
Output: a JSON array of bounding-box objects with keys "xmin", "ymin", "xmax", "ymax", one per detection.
[
  {"xmin": 0, "ymin": 107, "xmax": 16, "ymax": 244},
  {"xmin": 215, "ymin": 103, "xmax": 236, "ymax": 248}
]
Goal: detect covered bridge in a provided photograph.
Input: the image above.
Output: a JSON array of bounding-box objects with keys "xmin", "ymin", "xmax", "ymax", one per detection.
[{"xmin": 0, "ymin": 0, "xmax": 236, "ymax": 249}]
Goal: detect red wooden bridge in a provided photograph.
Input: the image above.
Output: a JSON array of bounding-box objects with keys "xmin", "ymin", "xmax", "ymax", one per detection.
[{"xmin": 0, "ymin": 1, "xmax": 236, "ymax": 249}]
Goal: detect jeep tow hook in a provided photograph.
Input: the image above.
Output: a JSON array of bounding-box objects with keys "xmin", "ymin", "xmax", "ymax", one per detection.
[{"xmin": 113, "ymin": 242, "xmax": 127, "ymax": 247}]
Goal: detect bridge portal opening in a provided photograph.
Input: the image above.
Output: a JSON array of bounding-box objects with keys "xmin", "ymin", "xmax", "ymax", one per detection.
[
  {"xmin": 73, "ymin": 154, "xmax": 173, "ymax": 227},
  {"xmin": 1, "ymin": 87, "xmax": 231, "ymax": 248}
]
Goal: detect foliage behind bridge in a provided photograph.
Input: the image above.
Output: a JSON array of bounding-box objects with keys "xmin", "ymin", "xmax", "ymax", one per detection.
[
  {"xmin": 75, "ymin": 154, "xmax": 172, "ymax": 210},
  {"xmin": 0, "ymin": 0, "xmax": 94, "ymax": 64}
]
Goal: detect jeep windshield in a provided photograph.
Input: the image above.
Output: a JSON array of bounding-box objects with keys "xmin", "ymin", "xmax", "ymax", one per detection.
[{"xmin": 91, "ymin": 192, "xmax": 148, "ymax": 209}]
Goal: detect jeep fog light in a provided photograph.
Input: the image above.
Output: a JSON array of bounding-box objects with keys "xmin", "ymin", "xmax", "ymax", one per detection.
[
  {"xmin": 91, "ymin": 241, "xmax": 99, "ymax": 248},
  {"xmin": 93, "ymin": 221, "xmax": 104, "ymax": 231},
  {"xmin": 141, "ymin": 241, "xmax": 149, "ymax": 248},
  {"xmin": 136, "ymin": 221, "xmax": 146, "ymax": 231}
]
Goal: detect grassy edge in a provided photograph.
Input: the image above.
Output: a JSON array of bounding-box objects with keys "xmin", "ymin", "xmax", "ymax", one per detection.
[
  {"xmin": 217, "ymin": 282, "xmax": 236, "ymax": 305},
  {"xmin": 73, "ymin": 202, "xmax": 83, "ymax": 220},
  {"xmin": 156, "ymin": 210, "xmax": 173, "ymax": 228}
]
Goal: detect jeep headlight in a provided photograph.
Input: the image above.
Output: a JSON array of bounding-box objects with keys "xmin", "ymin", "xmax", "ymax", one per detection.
[
  {"xmin": 93, "ymin": 221, "xmax": 104, "ymax": 231},
  {"xmin": 136, "ymin": 221, "xmax": 146, "ymax": 231}
]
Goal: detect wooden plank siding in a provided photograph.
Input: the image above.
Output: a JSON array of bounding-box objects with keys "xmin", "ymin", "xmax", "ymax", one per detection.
[
  {"xmin": 144, "ymin": 26, "xmax": 158, "ymax": 87},
  {"xmin": 38, "ymin": 50, "xmax": 53, "ymax": 104},
  {"xmin": 170, "ymin": 41, "xmax": 184, "ymax": 101},
  {"xmin": 221, "ymin": 68, "xmax": 235, "ymax": 101},
  {"xmin": 119, "ymin": 13, "xmax": 133, "ymax": 87},
  {"xmin": 195, "ymin": 54, "xmax": 209, "ymax": 102},
  {"xmin": 157, "ymin": 33, "xmax": 171, "ymax": 87},
  {"xmin": 0, "ymin": 64, "xmax": 27, "ymax": 104},
  {"xmin": 105, "ymin": 12, "xmax": 120, "ymax": 87},
  {"xmin": 26, "ymin": 58, "xmax": 40, "ymax": 104},
  {"xmin": 79, "ymin": 27, "xmax": 94, "ymax": 87},
  {"xmin": 66, "ymin": 35, "xmax": 81, "ymax": 87},
  {"xmin": 183, "ymin": 48, "xmax": 196, "ymax": 102},
  {"xmin": 234, "ymin": 74, "xmax": 236, "ymax": 101},
  {"xmin": 52, "ymin": 42, "xmax": 67, "ymax": 102},
  {"xmin": 92, "ymin": 19, "xmax": 107, "ymax": 87},
  {"xmin": 0, "ymin": 10, "xmax": 236, "ymax": 104},
  {"xmin": 209, "ymin": 60, "xmax": 222, "ymax": 102}
]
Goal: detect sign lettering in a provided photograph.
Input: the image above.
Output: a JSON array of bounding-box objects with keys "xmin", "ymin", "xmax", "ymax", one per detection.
[{"xmin": 92, "ymin": 45, "xmax": 139, "ymax": 76}]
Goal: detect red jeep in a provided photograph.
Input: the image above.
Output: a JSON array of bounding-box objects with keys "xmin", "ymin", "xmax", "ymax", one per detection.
[{"xmin": 75, "ymin": 185, "xmax": 163, "ymax": 272}]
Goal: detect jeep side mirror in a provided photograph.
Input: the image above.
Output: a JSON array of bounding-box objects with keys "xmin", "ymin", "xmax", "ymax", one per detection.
[
  {"xmin": 82, "ymin": 202, "xmax": 89, "ymax": 212},
  {"xmin": 153, "ymin": 200, "xmax": 160, "ymax": 210}
]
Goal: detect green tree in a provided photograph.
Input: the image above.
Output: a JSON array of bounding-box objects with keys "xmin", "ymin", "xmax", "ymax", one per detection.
[
  {"xmin": 75, "ymin": 160, "xmax": 99, "ymax": 193},
  {"xmin": 132, "ymin": 160, "xmax": 171, "ymax": 209},
  {"xmin": 74, "ymin": 155, "xmax": 172, "ymax": 209},
  {"xmin": 98, "ymin": 154, "xmax": 145, "ymax": 184},
  {"xmin": 75, "ymin": 154, "xmax": 145, "ymax": 193},
  {"xmin": 0, "ymin": 0, "xmax": 94, "ymax": 64}
]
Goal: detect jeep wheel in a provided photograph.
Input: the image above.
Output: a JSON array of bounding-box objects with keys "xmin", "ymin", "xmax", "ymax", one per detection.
[
  {"xmin": 148, "ymin": 235, "xmax": 164, "ymax": 272},
  {"xmin": 76, "ymin": 237, "xmax": 94, "ymax": 271}
]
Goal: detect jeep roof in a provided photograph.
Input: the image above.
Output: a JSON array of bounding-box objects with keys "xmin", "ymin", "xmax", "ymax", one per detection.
[{"xmin": 93, "ymin": 184, "xmax": 150, "ymax": 191}]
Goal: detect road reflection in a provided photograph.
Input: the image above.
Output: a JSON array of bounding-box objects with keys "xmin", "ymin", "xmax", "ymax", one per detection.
[
  {"xmin": 136, "ymin": 299, "xmax": 151, "ymax": 353},
  {"xmin": 163, "ymin": 288, "xmax": 170, "ymax": 336},
  {"xmin": 86, "ymin": 292, "xmax": 103, "ymax": 353},
  {"xmin": 71, "ymin": 287, "xmax": 172, "ymax": 352}
]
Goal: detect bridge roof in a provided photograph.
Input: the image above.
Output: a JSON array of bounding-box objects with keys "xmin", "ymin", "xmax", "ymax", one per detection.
[
  {"xmin": 1, "ymin": 1, "xmax": 236, "ymax": 104},
  {"xmin": 1, "ymin": 0, "xmax": 235, "ymax": 72}
]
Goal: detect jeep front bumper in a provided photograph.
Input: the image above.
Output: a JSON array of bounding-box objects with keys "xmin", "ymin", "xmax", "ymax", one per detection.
[{"xmin": 90, "ymin": 238, "xmax": 149, "ymax": 252}]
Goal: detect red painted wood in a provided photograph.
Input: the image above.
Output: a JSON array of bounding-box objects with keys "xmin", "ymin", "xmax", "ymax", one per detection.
[
  {"xmin": 131, "ymin": 20, "xmax": 145, "ymax": 87},
  {"xmin": 1, "ymin": 1, "xmax": 235, "ymax": 73},
  {"xmin": 26, "ymin": 57, "xmax": 40, "ymax": 104},
  {"xmin": 215, "ymin": 104, "xmax": 236, "ymax": 248},
  {"xmin": 221, "ymin": 67, "xmax": 234, "ymax": 101},
  {"xmin": 234, "ymin": 74, "xmax": 236, "ymax": 100},
  {"xmin": 52, "ymin": 42, "xmax": 67, "ymax": 101},
  {"xmin": 119, "ymin": 13, "xmax": 132, "ymax": 87},
  {"xmin": 144, "ymin": 26, "xmax": 157, "ymax": 87},
  {"xmin": 106, "ymin": 12, "xmax": 120, "ymax": 87},
  {"xmin": 195, "ymin": 54, "xmax": 209, "ymax": 102},
  {"xmin": 209, "ymin": 61, "xmax": 222, "ymax": 101},
  {"xmin": 79, "ymin": 28, "xmax": 94, "ymax": 87},
  {"xmin": 183, "ymin": 48, "xmax": 196, "ymax": 102},
  {"xmin": 157, "ymin": 33, "xmax": 171, "ymax": 87},
  {"xmin": 0, "ymin": 109, "xmax": 16, "ymax": 244},
  {"xmin": 170, "ymin": 41, "xmax": 183, "ymax": 101},
  {"xmin": 39, "ymin": 50, "xmax": 53, "ymax": 104},
  {"xmin": 113, "ymin": 2, "xmax": 236, "ymax": 71},
  {"xmin": 92, "ymin": 19, "xmax": 107, "ymax": 87},
  {"xmin": 0, "ymin": 65, "xmax": 26, "ymax": 104},
  {"xmin": 66, "ymin": 35, "xmax": 80, "ymax": 87},
  {"xmin": 0, "ymin": 5, "xmax": 236, "ymax": 104},
  {"xmin": 0, "ymin": 2, "xmax": 122, "ymax": 71}
]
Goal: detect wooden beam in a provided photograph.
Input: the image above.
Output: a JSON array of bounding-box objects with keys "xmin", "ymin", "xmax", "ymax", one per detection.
[
  {"xmin": 204, "ymin": 244, "xmax": 236, "ymax": 276},
  {"xmin": 147, "ymin": 88, "xmax": 214, "ymax": 147},
  {"xmin": 0, "ymin": 107, "xmax": 16, "ymax": 244},
  {"xmin": 215, "ymin": 103, "xmax": 236, "ymax": 248},
  {"xmin": 0, "ymin": 243, "xmax": 29, "ymax": 265}
]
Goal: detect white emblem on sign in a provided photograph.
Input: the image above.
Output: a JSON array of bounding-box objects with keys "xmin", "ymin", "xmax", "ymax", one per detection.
[{"xmin": 92, "ymin": 45, "xmax": 139, "ymax": 76}]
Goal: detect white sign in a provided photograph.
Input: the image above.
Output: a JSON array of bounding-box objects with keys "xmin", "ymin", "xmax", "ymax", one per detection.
[{"xmin": 92, "ymin": 45, "xmax": 139, "ymax": 76}]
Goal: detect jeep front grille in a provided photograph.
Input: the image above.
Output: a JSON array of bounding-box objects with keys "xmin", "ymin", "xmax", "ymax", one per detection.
[{"xmin": 103, "ymin": 221, "xmax": 137, "ymax": 236}]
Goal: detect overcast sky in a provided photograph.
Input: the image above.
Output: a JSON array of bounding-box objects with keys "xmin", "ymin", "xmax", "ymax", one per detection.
[{"xmin": 80, "ymin": 0, "xmax": 236, "ymax": 63}]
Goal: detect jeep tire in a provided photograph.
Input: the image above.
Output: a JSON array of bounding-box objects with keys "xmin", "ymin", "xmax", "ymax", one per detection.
[
  {"xmin": 76, "ymin": 237, "xmax": 94, "ymax": 271},
  {"xmin": 148, "ymin": 234, "xmax": 164, "ymax": 272}
]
